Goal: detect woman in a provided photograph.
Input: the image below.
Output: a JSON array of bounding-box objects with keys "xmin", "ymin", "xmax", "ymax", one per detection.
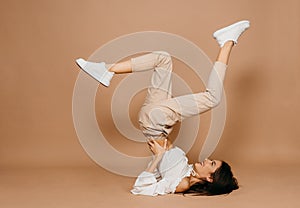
[{"xmin": 75, "ymin": 20, "xmax": 250, "ymax": 196}]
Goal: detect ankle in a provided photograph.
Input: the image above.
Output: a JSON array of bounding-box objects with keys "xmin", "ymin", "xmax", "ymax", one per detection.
[
  {"xmin": 105, "ymin": 64, "xmax": 114, "ymax": 72},
  {"xmin": 222, "ymin": 41, "xmax": 234, "ymax": 48}
]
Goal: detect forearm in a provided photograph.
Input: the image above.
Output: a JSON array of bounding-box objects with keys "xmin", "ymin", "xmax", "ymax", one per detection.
[{"xmin": 145, "ymin": 154, "xmax": 163, "ymax": 173}]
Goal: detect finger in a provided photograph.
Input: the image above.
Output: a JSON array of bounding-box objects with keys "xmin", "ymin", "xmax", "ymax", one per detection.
[
  {"xmin": 147, "ymin": 139, "xmax": 153, "ymax": 144},
  {"xmin": 148, "ymin": 139, "xmax": 155, "ymax": 144},
  {"xmin": 148, "ymin": 141, "xmax": 154, "ymax": 147},
  {"xmin": 163, "ymin": 139, "xmax": 167, "ymax": 149},
  {"xmin": 149, "ymin": 146, "xmax": 154, "ymax": 152},
  {"xmin": 149, "ymin": 140, "xmax": 157, "ymax": 147},
  {"xmin": 150, "ymin": 138, "xmax": 156, "ymax": 143}
]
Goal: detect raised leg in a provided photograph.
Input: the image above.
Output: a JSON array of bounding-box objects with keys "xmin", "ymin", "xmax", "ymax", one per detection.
[
  {"xmin": 108, "ymin": 51, "xmax": 174, "ymax": 105},
  {"xmin": 154, "ymin": 42, "xmax": 233, "ymax": 122}
]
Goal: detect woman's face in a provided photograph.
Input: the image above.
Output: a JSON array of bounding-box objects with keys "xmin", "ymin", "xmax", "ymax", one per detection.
[{"xmin": 194, "ymin": 159, "xmax": 222, "ymax": 182}]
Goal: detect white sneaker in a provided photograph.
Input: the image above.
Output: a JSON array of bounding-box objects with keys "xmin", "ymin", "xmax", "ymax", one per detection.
[
  {"xmin": 213, "ymin": 20, "xmax": 250, "ymax": 47},
  {"xmin": 75, "ymin": 58, "xmax": 114, "ymax": 87}
]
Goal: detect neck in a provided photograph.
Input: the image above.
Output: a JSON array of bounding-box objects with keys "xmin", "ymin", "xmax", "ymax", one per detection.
[{"xmin": 189, "ymin": 175, "xmax": 202, "ymax": 186}]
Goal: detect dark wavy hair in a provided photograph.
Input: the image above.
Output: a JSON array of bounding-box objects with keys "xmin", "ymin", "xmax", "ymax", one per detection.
[{"xmin": 183, "ymin": 161, "xmax": 239, "ymax": 196}]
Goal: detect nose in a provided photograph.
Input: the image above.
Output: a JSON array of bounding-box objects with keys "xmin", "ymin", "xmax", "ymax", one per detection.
[{"xmin": 204, "ymin": 158, "xmax": 212, "ymax": 164}]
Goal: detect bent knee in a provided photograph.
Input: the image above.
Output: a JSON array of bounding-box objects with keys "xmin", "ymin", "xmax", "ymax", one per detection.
[
  {"xmin": 204, "ymin": 90, "xmax": 222, "ymax": 108},
  {"xmin": 153, "ymin": 51, "xmax": 172, "ymax": 68}
]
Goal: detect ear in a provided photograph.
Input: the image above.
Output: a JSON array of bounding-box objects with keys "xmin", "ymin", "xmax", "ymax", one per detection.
[{"xmin": 206, "ymin": 175, "xmax": 213, "ymax": 183}]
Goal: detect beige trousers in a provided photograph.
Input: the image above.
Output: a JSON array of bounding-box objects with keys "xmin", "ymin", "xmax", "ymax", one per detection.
[{"xmin": 131, "ymin": 51, "xmax": 227, "ymax": 140}]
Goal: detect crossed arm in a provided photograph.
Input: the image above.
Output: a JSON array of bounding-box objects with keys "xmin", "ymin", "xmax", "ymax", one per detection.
[
  {"xmin": 145, "ymin": 139, "xmax": 172, "ymax": 173},
  {"xmin": 144, "ymin": 139, "xmax": 190, "ymax": 193}
]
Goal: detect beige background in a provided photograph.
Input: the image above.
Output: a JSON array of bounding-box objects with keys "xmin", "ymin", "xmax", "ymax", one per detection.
[{"xmin": 1, "ymin": 0, "xmax": 300, "ymax": 208}]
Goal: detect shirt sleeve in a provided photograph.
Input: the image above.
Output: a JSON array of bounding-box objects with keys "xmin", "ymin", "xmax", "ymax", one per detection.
[{"xmin": 130, "ymin": 171, "xmax": 173, "ymax": 196}]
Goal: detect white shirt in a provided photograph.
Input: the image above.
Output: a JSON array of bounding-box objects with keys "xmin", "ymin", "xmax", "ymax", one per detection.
[{"xmin": 131, "ymin": 147, "xmax": 193, "ymax": 196}]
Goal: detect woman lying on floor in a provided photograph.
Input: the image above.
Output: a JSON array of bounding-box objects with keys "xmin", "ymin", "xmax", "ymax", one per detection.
[{"xmin": 76, "ymin": 20, "xmax": 250, "ymax": 196}]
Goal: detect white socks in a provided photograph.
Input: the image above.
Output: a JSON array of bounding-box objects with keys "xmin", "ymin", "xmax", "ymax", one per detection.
[
  {"xmin": 213, "ymin": 20, "xmax": 250, "ymax": 47},
  {"xmin": 75, "ymin": 58, "xmax": 114, "ymax": 87}
]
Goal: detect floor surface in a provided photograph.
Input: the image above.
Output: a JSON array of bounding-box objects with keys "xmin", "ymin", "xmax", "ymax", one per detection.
[{"xmin": 1, "ymin": 163, "xmax": 299, "ymax": 208}]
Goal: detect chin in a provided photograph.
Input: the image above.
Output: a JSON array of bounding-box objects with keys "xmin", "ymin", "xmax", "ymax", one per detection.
[{"xmin": 194, "ymin": 163, "xmax": 201, "ymax": 170}]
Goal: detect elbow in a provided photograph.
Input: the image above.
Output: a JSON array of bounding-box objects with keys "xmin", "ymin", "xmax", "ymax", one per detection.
[{"xmin": 205, "ymin": 90, "xmax": 222, "ymax": 108}]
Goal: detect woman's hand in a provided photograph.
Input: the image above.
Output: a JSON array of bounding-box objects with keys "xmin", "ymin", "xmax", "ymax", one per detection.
[
  {"xmin": 145, "ymin": 139, "xmax": 168, "ymax": 173},
  {"xmin": 147, "ymin": 139, "xmax": 168, "ymax": 156}
]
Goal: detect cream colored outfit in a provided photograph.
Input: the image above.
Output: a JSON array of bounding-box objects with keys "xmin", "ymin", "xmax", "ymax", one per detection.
[
  {"xmin": 130, "ymin": 51, "xmax": 227, "ymax": 196},
  {"xmin": 131, "ymin": 51, "xmax": 227, "ymax": 141}
]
